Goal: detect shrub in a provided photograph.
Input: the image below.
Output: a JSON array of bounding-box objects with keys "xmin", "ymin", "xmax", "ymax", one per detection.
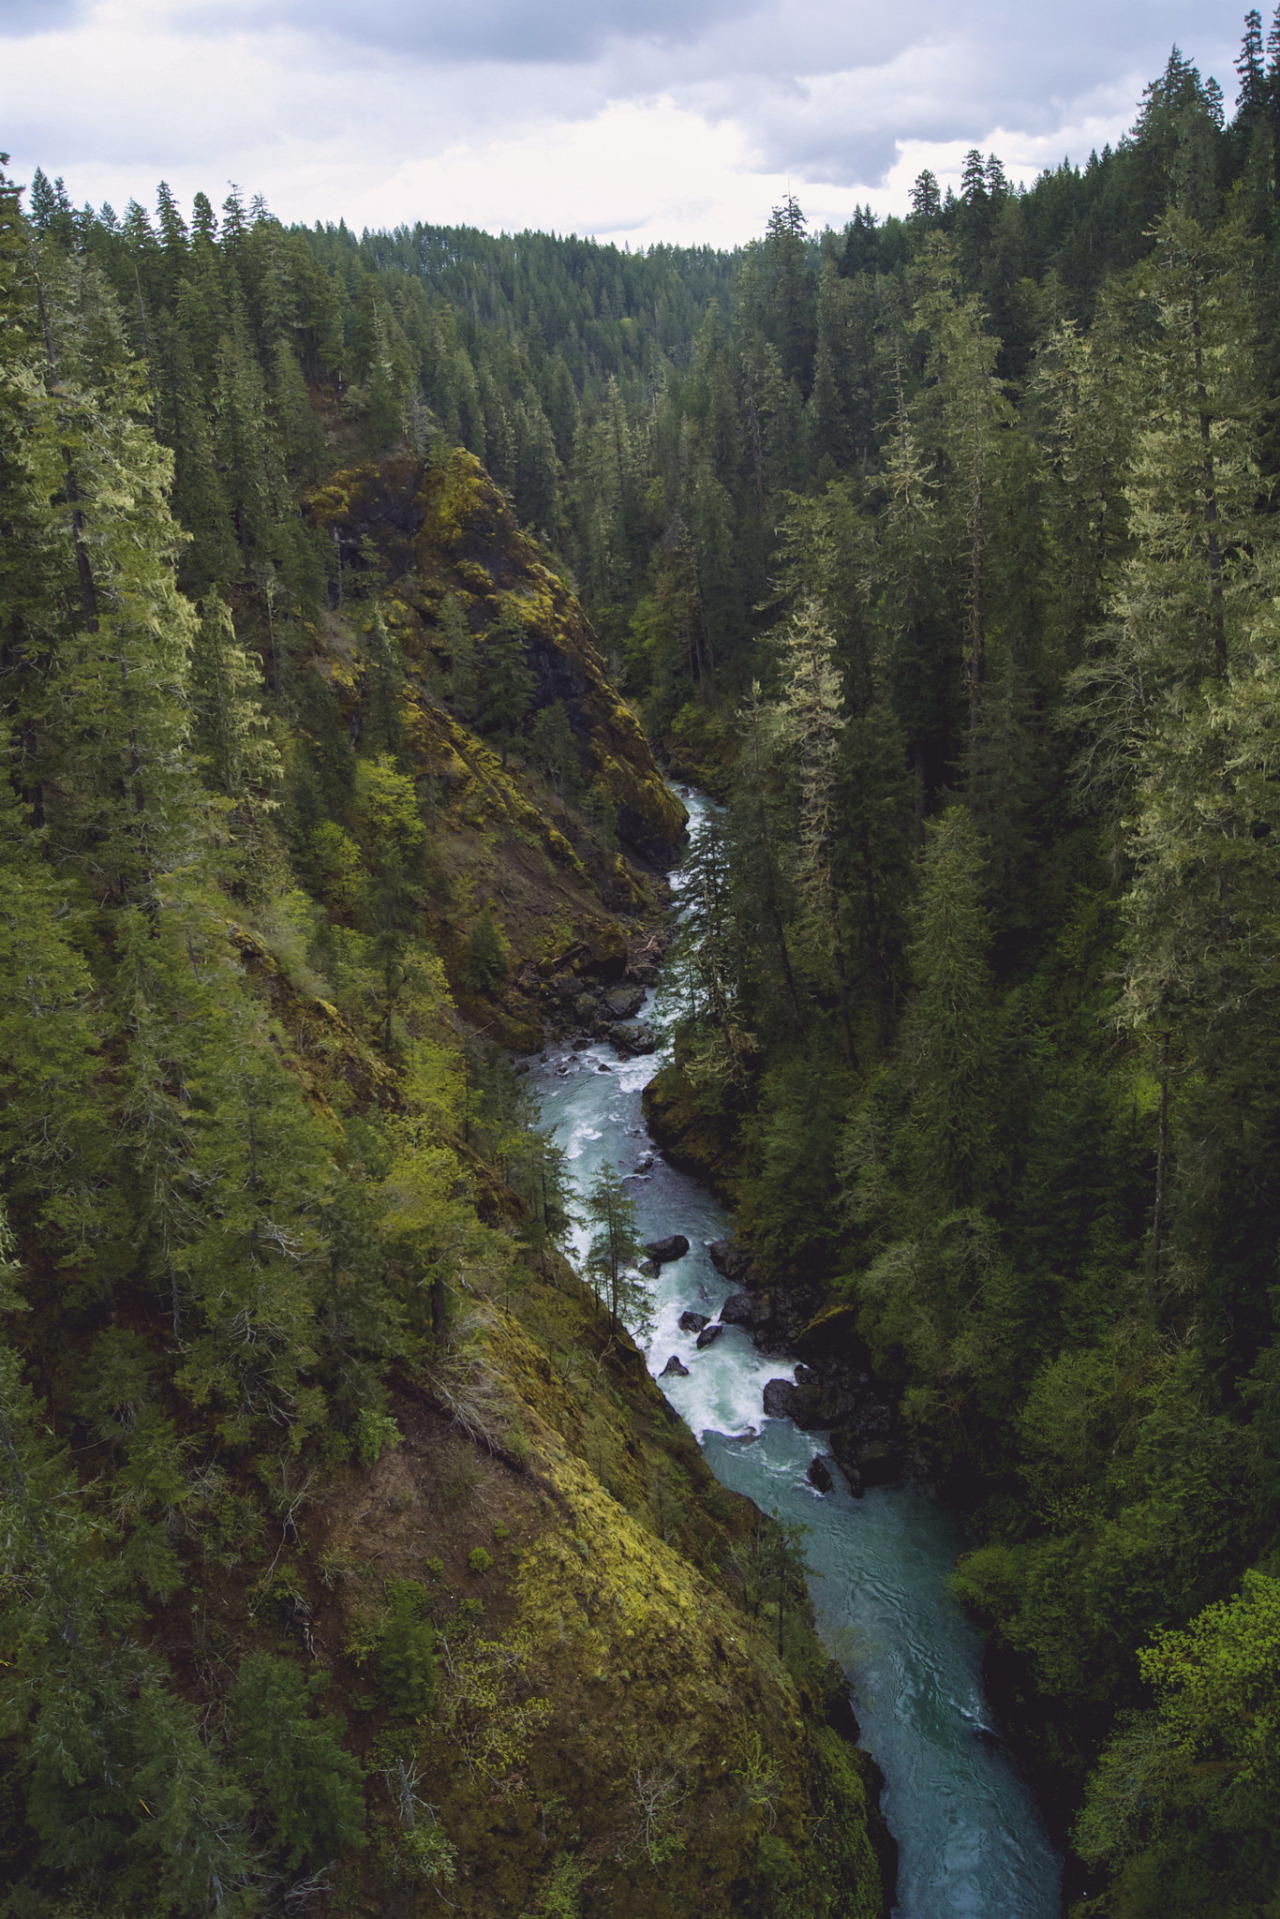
[
  {"xmin": 468, "ymin": 1546, "xmax": 493, "ymax": 1575},
  {"xmin": 355, "ymin": 1406, "xmax": 402, "ymax": 1466},
  {"xmin": 464, "ymin": 908, "xmax": 511, "ymax": 991},
  {"xmin": 376, "ymin": 1580, "xmax": 438, "ymax": 1716},
  {"xmin": 230, "ymin": 1651, "xmax": 366, "ymax": 1870}
]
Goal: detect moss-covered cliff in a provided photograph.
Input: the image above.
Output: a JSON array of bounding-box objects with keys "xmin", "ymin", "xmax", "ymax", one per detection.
[
  {"xmin": 201, "ymin": 932, "xmax": 891, "ymax": 1919},
  {"xmin": 277, "ymin": 445, "xmax": 688, "ymax": 1051},
  {"xmin": 307, "ymin": 445, "xmax": 685, "ymax": 859},
  {"xmin": 305, "ymin": 1270, "xmax": 889, "ymax": 1918}
]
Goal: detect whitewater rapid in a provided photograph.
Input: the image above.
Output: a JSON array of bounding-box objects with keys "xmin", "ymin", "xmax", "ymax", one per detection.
[{"xmin": 529, "ymin": 792, "xmax": 1062, "ymax": 1918}]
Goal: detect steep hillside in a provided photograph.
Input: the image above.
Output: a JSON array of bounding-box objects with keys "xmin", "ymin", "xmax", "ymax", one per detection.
[
  {"xmin": 0, "ymin": 185, "xmax": 888, "ymax": 1919},
  {"xmin": 286, "ymin": 443, "xmax": 687, "ymax": 1051}
]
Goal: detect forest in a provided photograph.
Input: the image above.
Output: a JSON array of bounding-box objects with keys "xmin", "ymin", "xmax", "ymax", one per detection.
[{"xmin": 9, "ymin": 5, "xmax": 1280, "ymax": 1915}]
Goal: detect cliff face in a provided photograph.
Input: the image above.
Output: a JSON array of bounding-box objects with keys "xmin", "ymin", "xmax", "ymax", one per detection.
[
  {"xmin": 222, "ymin": 577, "xmax": 891, "ymax": 1913},
  {"xmin": 292, "ymin": 447, "xmax": 688, "ymax": 1050},
  {"xmin": 212, "ymin": 931, "xmax": 889, "ymax": 1918},
  {"xmin": 308, "ymin": 447, "xmax": 686, "ymax": 864},
  {"xmin": 303, "ymin": 1236, "xmax": 889, "ymax": 1919}
]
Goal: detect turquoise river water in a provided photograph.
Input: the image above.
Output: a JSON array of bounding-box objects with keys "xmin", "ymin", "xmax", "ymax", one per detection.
[{"xmin": 529, "ymin": 791, "xmax": 1062, "ymax": 1918}]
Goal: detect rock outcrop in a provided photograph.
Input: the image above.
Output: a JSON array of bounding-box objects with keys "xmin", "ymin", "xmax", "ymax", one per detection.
[{"xmin": 644, "ymin": 1233, "xmax": 690, "ymax": 1264}]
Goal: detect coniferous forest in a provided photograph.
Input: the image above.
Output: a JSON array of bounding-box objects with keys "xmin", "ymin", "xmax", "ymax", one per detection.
[{"xmin": 10, "ymin": 11, "xmax": 1280, "ymax": 1917}]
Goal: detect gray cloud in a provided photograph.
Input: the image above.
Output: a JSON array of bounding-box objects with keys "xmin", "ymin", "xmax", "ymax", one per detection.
[
  {"xmin": 0, "ymin": 0, "xmax": 1253, "ymax": 235},
  {"xmin": 595, "ymin": 0, "xmax": 1246, "ymax": 186},
  {"xmin": 0, "ymin": 0, "xmax": 83, "ymax": 33},
  {"xmin": 214, "ymin": 0, "xmax": 753, "ymax": 62}
]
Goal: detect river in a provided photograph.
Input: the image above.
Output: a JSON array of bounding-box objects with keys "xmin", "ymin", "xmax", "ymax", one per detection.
[{"xmin": 528, "ymin": 790, "xmax": 1062, "ymax": 1919}]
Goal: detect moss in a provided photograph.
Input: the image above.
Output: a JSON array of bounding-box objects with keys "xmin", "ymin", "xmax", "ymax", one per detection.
[
  {"xmin": 642, "ymin": 1062, "xmax": 740, "ymax": 1205},
  {"xmin": 284, "ymin": 441, "xmax": 889, "ymax": 1917},
  {"xmin": 310, "ymin": 446, "xmax": 686, "ymax": 864},
  {"xmin": 227, "ymin": 923, "xmax": 396, "ymax": 1118},
  {"xmin": 659, "ymin": 699, "xmax": 738, "ymax": 800}
]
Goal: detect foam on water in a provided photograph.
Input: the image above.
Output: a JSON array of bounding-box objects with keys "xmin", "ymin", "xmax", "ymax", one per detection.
[{"xmin": 529, "ymin": 790, "xmax": 1063, "ymax": 1919}]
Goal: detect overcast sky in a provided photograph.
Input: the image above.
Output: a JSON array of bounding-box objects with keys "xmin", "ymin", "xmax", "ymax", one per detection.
[{"xmin": 0, "ymin": 0, "xmax": 1252, "ymax": 246}]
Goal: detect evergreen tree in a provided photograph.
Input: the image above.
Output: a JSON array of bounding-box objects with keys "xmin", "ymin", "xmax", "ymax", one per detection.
[
  {"xmin": 464, "ymin": 906, "xmax": 511, "ymax": 993},
  {"xmin": 583, "ymin": 1162, "xmax": 647, "ymax": 1333},
  {"xmin": 474, "ymin": 606, "xmax": 536, "ymax": 754},
  {"xmin": 189, "ymin": 592, "xmax": 281, "ymax": 804},
  {"xmin": 901, "ymin": 805, "xmax": 997, "ymax": 1210},
  {"xmin": 773, "ymin": 597, "xmax": 854, "ymax": 1059}
]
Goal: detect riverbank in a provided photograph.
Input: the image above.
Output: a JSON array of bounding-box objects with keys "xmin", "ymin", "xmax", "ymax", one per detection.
[{"xmin": 531, "ymin": 790, "xmax": 1063, "ymax": 1918}]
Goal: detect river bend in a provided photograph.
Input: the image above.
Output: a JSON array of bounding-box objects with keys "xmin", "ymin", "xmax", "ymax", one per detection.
[{"xmin": 529, "ymin": 791, "xmax": 1062, "ymax": 1919}]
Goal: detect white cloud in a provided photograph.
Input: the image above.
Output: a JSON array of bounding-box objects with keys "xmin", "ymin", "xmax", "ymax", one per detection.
[
  {"xmin": 339, "ymin": 100, "xmax": 854, "ymax": 245},
  {"xmin": 0, "ymin": 0, "xmax": 1251, "ymax": 242}
]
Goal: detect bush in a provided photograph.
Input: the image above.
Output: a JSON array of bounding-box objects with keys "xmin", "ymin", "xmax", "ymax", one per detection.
[
  {"xmin": 468, "ymin": 1546, "xmax": 493, "ymax": 1575},
  {"xmin": 355, "ymin": 1406, "xmax": 402, "ymax": 1466},
  {"xmin": 230, "ymin": 1651, "xmax": 366, "ymax": 1870},
  {"xmin": 464, "ymin": 908, "xmax": 511, "ymax": 991},
  {"xmin": 375, "ymin": 1580, "xmax": 438, "ymax": 1716}
]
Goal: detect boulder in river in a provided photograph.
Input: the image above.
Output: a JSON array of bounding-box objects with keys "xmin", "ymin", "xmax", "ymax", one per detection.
[
  {"xmin": 644, "ymin": 1234, "xmax": 690, "ymax": 1264},
  {"xmin": 678, "ymin": 1310, "xmax": 709, "ymax": 1333},
  {"xmin": 596, "ymin": 1062, "xmax": 612, "ymax": 1072},
  {"xmin": 604, "ymin": 984, "xmax": 646, "ymax": 1021},
  {"xmin": 709, "ymin": 1239, "xmax": 753, "ymax": 1285},
  {"xmin": 829, "ymin": 1429, "xmax": 902, "ymax": 1492},
  {"xmin": 806, "ymin": 1454, "xmax": 834, "ymax": 1494},
  {"xmin": 695, "ymin": 1322, "xmax": 725, "ymax": 1351},
  {"xmin": 635, "ymin": 1153, "xmax": 654, "ymax": 1173},
  {"xmin": 613, "ymin": 1021, "xmax": 659, "ymax": 1055},
  {"xmin": 763, "ymin": 1378, "xmax": 804, "ymax": 1420},
  {"xmin": 718, "ymin": 1292, "xmax": 756, "ymax": 1328},
  {"xmin": 660, "ymin": 1354, "xmax": 690, "ymax": 1378}
]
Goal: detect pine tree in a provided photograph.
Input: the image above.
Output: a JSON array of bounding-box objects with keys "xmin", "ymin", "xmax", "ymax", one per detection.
[
  {"xmin": 474, "ymin": 606, "xmax": 536, "ymax": 754},
  {"xmin": 911, "ymin": 238, "xmax": 1017, "ymax": 743},
  {"xmin": 773, "ymin": 597, "xmax": 854, "ymax": 1059},
  {"xmin": 583, "ymin": 1162, "xmax": 647, "ymax": 1333},
  {"xmin": 1238, "ymin": 8, "xmax": 1267, "ymax": 114},
  {"xmin": 156, "ymin": 319, "xmax": 237, "ymax": 595},
  {"xmin": 189, "ymin": 591, "xmax": 281, "ymax": 804},
  {"xmin": 465, "ymin": 906, "xmax": 511, "ymax": 993},
  {"xmin": 902, "ymin": 806, "xmax": 997, "ymax": 1209},
  {"xmin": 760, "ymin": 196, "xmax": 815, "ymax": 395},
  {"xmin": 29, "ymin": 249, "xmax": 205, "ymax": 913},
  {"xmin": 909, "ymin": 170, "xmax": 942, "ymax": 220}
]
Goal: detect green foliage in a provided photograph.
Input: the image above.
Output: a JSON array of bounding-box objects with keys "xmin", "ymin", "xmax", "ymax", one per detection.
[
  {"xmin": 372, "ymin": 1580, "xmax": 439, "ymax": 1717},
  {"xmin": 530, "ymin": 700, "xmax": 583, "ymax": 801},
  {"xmin": 229, "ymin": 1652, "xmax": 366, "ymax": 1871},
  {"xmin": 468, "ymin": 1545, "xmax": 493, "ymax": 1574},
  {"xmin": 523, "ymin": 1851, "xmax": 588, "ymax": 1919},
  {"xmin": 15, "ymin": 58, "xmax": 1280, "ymax": 1913},
  {"xmin": 399, "ymin": 1818, "xmax": 458, "ymax": 1884},
  {"xmin": 354, "ymin": 1406, "xmax": 402, "ymax": 1466},
  {"xmin": 464, "ymin": 906, "xmax": 511, "ymax": 992},
  {"xmin": 582, "ymin": 1161, "xmax": 649, "ymax": 1336},
  {"xmin": 1140, "ymin": 1571, "xmax": 1280, "ymax": 1785},
  {"xmin": 1071, "ymin": 1576, "xmax": 1280, "ymax": 1914}
]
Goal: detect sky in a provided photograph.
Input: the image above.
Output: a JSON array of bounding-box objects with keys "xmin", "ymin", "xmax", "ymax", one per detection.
[{"xmin": 0, "ymin": 0, "xmax": 1254, "ymax": 248}]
